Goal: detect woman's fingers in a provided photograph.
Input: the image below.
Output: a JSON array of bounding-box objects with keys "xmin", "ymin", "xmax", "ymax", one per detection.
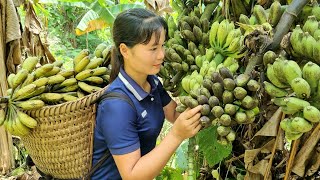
[
  {"xmin": 183, "ymin": 105, "xmax": 202, "ymax": 119},
  {"xmin": 193, "ymin": 123, "xmax": 202, "ymax": 135},
  {"xmin": 188, "ymin": 112, "xmax": 201, "ymax": 125}
]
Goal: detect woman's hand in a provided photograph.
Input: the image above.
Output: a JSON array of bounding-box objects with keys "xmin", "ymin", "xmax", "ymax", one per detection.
[{"xmin": 171, "ymin": 105, "xmax": 202, "ymax": 141}]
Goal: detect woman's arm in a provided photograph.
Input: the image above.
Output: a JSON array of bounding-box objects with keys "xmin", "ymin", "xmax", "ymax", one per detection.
[
  {"xmin": 163, "ymin": 100, "xmax": 180, "ymax": 123},
  {"xmin": 113, "ymin": 105, "xmax": 202, "ymax": 180}
]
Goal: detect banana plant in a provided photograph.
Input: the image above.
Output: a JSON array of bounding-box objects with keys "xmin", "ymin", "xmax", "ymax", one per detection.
[
  {"xmin": 75, "ymin": 0, "xmax": 173, "ymax": 35},
  {"xmin": 75, "ymin": 1, "xmax": 145, "ymax": 35},
  {"xmin": 34, "ymin": 0, "xmax": 144, "ymax": 35}
]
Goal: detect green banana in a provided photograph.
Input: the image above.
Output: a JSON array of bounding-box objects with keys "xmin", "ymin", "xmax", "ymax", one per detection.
[
  {"xmin": 313, "ymin": 42, "xmax": 320, "ymax": 64},
  {"xmin": 167, "ymin": 15, "xmax": 177, "ymax": 39},
  {"xmin": 21, "ymin": 57, "xmax": 39, "ymax": 73},
  {"xmin": 264, "ymin": 81, "xmax": 288, "ymax": 97},
  {"xmin": 290, "ymin": 26, "xmax": 304, "ymax": 55},
  {"xmin": 209, "ymin": 21, "xmax": 220, "ymax": 47},
  {"xmin": 312, "ymin": 6, "xmax": 320, "ymax": 21},
  {"xmin": 55, "ymin": 84, "xmax": 79, "ymax": 93},
  {"xmin": 83, "ymin": 76, "xmax": 104, "ymax": 84},
  {"xmin": 283, "ymin": 60, "xmax": 302, "ymax": 85},
  {"xmin": 253, "ymin": 5, "xmax": 268, "ymax": 24},
  {"xmin": 272, "ymin": 58, "xmax": 287, "ymax": 84},
  {"xmin": 302, "ymin": 32, "xmax": 317, "ymax": 58},
  {"xmin": 45, "ymin": 66, "xmax": 61, "ymax": 77},
  {"xmin": 285, "ymin": 97, "xmax": 310, "ymax": 112},
  {"xmin": 223, "ymin": 29, "xmax": 241, "ymax": 49},
  {"xmin": 268, "ymin": 1, "xmax": 282, "ymax": 27},
  {"xmin": 303, "ymin": 105, "xmax": 320, "ymax": 123},
  {"xmin": 302, "ymin": 62, "xmax": 320, "ymax": 94},
  {"xmin": 291, "ymin": 117, "xmax": 313, "ymax": 133},
  {"xmin": 21, "ymin": 74, "xmax": 34, "ymax": 87},
  {"xmin": 263, "ymin": 51, "xmax": 277, "ymax": 66},
  {"xmin": 291, "ymin": 77, "xmax": 311, "ymax": 99},
  {"xmin": 181, "ymin": 75, "xmax": 191, "ymax": 93},
  {"xmin": 266, "ymin": 64, "xmax": 289, "ymax": 88},
  {"xmin": 60, "ymin": 78, "xmax": 78, "ymax": 87},
  {"xmin": 302, "ymin": 16, "xmax": 318, "ymax": 37},
  {"xmin": 273, "ymin": 97, "xmax": 287, "ymax": 106},
  {"xmin": 34, "ymin": 64, "xmax": 54, "ymax": 78},
  {"xmin": 78, "ymin": 82, "xmax": 102, "ymax": 93},
  {"xmin": 32, "ymin": 77, "xmax": 48, "ymax": 87},
  {"xmin": 12, "ymin": 84, "xmax": 37, "ymax": 100},
  {"xmin": 12, "ymin": 69, "xmax": 29, "ymax": 89}
]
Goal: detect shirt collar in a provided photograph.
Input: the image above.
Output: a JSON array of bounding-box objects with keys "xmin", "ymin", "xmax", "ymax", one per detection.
[{"xmin": 118, "ymin": 67, "xmax": 159, "ymax": 101}]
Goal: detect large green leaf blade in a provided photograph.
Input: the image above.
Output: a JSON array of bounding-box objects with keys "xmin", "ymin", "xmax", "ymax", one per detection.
[
  {"xmin": 76, "ymin": 3, "xmax": 144, "ymax": 35},
  {"xmin": 196, "ymin": 126, "xmax": 232, "ymax": 167},
  {"xmin": 76, "ymin": 9, "xmax": 99, "ymax": 30},
  {"xmin": 96, "ymin": 3, "xmax": 145, "ymax": 25}
]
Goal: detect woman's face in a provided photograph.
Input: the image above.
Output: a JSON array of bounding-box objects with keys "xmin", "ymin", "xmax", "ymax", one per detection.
[{"xmin": 123, "ymin": 28, "xmax": 166, "ymax": 77}]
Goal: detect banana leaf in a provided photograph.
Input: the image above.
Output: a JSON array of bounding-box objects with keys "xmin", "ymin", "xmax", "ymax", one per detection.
[{"xmin": 75, "ymin": 3, "xmax": 144, "ymax": 35}]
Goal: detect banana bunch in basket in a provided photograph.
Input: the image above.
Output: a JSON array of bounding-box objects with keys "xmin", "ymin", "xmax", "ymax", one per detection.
[
  {"xmin": 1, "ymin": 57, "xmax": 46, "ymax": 136},
  {"xmin": 264, "ymin": 57, "xmax": 320, "ymax": 141},
  {"xmin": 0, "ymin": 44, "xmax": 111, "ymax": 137}
]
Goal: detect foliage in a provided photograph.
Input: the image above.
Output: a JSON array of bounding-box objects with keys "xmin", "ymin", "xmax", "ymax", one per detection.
[
  {"xmin": 156, "ymin": 166, "xmax": 184, "ymax": 180},
  {"xmin": 197, "ymin": 126, "xmax": 232, "ymax": 167},
  {"xmin": 22, "ymin": 1, "xmax": 113, "ymax": 68},
  {"xmin": 75, "ymin": 2, "xmax": 145, "ymax": 35}
]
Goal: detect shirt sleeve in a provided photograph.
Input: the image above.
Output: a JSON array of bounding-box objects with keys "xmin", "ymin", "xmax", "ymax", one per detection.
[
  {"xmin": 155, "ymin": 77, "xmax": 172, "ymax": 107},
  {"xmin": 96, "ymin": 98, "xmax": 140, "ymax": 155}
]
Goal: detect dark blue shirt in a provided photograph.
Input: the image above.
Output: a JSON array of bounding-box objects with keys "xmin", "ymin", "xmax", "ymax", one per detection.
[{"xmin": 91, "ymin": 68, "xmax": 172, "ymax": 180}]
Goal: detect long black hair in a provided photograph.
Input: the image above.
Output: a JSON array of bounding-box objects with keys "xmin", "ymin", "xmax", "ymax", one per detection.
[{"xmin": 110, "ymin": 8, "xmax": 168, "ymax": 82}]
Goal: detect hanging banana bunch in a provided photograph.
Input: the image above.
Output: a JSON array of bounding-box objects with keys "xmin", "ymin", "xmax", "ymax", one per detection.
[
  {"xmin": 159, "ymin": 2, "xmax": 220, "ymax": 97},
  {"xmin": 283, "ymin": 16, "xmax": 320, "ymax": 65},
  {"xmin": 177, "ymin": 67, "xmax": 260, "ymax": 144},
  {"xmin": 209, "ymin": 19, "xmax": 246, "ymax": 58},
  {"xmin": 264, "ymin": 57, "xmax": 320, "ymax": 141}
]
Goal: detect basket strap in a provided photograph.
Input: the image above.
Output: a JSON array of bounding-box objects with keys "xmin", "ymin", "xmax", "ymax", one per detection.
[
  {"xmin": 82, "ymin": 92, "xmax": 135, "ymax": 180},
  {"xmin": 82, "ymin": 150, "xmax": 110, "ymax": 180},
  {"xmin": 97, "ymin": 92, "xmax": 135, "ymax": 110}
]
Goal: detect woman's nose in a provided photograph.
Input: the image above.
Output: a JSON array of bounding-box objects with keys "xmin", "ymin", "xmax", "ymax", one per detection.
[{"xmin": 158, "ymin": 48, "xmax": 165, "ymax": 60}]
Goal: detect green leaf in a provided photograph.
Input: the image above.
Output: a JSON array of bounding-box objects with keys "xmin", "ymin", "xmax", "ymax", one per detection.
[
  {"xmin": 76, "ymin": 10, "xmax": 101, "ymax": 32},
  {"xmin": 196, "ymin": 126, "xmax": 232, "ymax": 167},
  {"xmin": 76, "ymin": 3, "xmax": 144, "ymax": 35},
  {"xmin": 157, "ymin": 166, "xmax": 183, "ymax": 180},
  {"xmin": 91, "ymin": 2, "xmax": 144, "ymax": 25}
]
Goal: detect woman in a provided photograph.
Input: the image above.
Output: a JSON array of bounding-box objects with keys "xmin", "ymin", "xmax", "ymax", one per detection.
[{"xmin": 92, "ymin": 8, "xmax": 202, "ymax": 180}]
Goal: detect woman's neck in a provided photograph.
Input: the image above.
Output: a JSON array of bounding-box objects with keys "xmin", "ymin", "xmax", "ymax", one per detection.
[{"xmin": 124, "ymin": 67, "xmax": 150, "ymax": 93}]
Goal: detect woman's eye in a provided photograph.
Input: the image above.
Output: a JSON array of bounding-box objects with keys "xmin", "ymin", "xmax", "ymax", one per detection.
[{"xmin": 151, "ymin": 47, "xmax": 157, "ymax": 51}]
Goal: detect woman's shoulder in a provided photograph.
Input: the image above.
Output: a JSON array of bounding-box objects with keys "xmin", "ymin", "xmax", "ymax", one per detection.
[
  {"xmin": 105, "ymin": 78, "xmax": 127, "ymax": 93},
  {"xmin": 99, "ymin": 81, "xmax": 135, "ymax": 110}
]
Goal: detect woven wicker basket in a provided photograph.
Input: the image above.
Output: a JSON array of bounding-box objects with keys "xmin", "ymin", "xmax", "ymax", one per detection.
[{"xmin": 21, "ymin": 86, "xmax": 107, "ymax": 179}]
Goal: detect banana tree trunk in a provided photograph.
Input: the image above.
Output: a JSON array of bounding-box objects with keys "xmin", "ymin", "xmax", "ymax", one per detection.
[
  {"xmin": 0, "ymin": 18, "xmax": 13, "ymax": 175},
  {"xmin": 0, "ymin": 0, "xmax": 23, "ymax": 174}
]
